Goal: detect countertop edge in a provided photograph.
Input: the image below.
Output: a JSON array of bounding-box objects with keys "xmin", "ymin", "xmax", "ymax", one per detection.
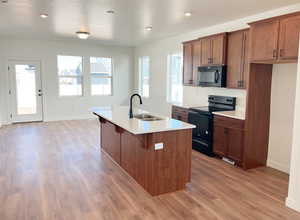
[
  {"xmin": 93, "ymin": 110, "xmax": 195, "ymax": 135},
  {"xmin": 212, "ymin": 111, "xmax": 246, "ymax": 121}
]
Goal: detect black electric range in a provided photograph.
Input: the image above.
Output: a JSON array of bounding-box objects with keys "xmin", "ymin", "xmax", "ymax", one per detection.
[{"xmin": 188, "ymin": 95, "xmax": 236, "ymax": 156}]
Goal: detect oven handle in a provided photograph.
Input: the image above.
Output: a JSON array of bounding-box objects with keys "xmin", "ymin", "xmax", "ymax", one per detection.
[{"xmin": 215, "ymin": 70, "xmax": 220, "ymax": 83}]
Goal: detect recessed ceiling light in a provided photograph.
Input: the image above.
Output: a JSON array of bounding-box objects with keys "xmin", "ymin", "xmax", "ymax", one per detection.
[
  {"xmin": 76, "ymin": 31, "xmax": 90, "ymax": 40},
  {"xmin": 184, "ymin": 12, "xmax": 192, "ymax": 17},
  {"xmin": 106, "ymin": 10, "xmax": 115, "ymax": 14},
  {"xmin": 145, "ymin": 26, "xmax": 152, "ymax": 31},
  {"xmin": 40, "ymin": 13, "xmax": 48, "ymax": 18}
]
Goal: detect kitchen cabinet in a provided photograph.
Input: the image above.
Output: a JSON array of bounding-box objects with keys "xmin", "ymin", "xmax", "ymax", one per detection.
[
  {"xmin": 213, "ymin": 115, "xmax": 245, "ymax": 165},
  {"xmin": 192, "ymin": 40, "xmax": 201, "ymax": 85},
  {"xmin": 121, "ymin": 130, "xmax": 146, "ymax": 182},
  {"xmin": 172, "ymin": 106, "xmax": 189, "ymax": 122},
  {"xmin": 100, "ymin": 119, "xmax": 121, "ymax": 164},
  {"xmin": 183, "ymin": 42, "xmax": 194, "ymax": 86},
  {"xmin": 250, "ymin": 20, "xmax": 279, "ymax": 62},
  {"xmin": 227, "ymin": 29, "xmax": 249, "ymax": 89},
  {"xmin": 249, "ymin": 12, "xmax": 300, "ymax": 63},
  {"xmin": 200, "ymin": 33, "xmax": 227, "ymax": 66},
  {"xmin": 278, "ymin": 14, "xmax": 300, "ymax": 60}
]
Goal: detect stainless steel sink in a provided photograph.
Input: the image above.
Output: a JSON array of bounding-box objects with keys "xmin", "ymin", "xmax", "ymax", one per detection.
[{"xmin": 134, "ymin": 113, "xmax": 163, "ymax": 121}]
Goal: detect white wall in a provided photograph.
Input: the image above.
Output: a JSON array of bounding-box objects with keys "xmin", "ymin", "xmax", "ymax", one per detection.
[
  {"xmin": 286, "ymin": 40, "xmax": 300, "ymax": 212},
  {"xmin": 267, "ymin": 64, "xmax": 297, "ymax": 173},
  {"xmin": 0, "ymin": 39, "xmax": 134, "ymax": 124}
]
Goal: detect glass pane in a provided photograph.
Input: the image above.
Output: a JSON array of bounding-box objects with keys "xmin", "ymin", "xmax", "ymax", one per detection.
[
  {"xmin": 90, "ymin": 57, "xmax": 112, "ymax": 76},
  {"xmin": 139, "ymin": 56, "xmax": 150, "ymax": 97},
  {"xmin": 15, "ymin": 65, "xmax": 37, "ymax": 115},
  {"xmin": 168, "ymin": 54, "xmax": 183, "ymax": 103},
  {"xmin": 91, "ymin": 77, "xmax": 112, "ymax": 95},
  {"xmin": 59, "ymin": 77, "xmax": 82, "ymax": 96},
  {"xmin": 57, "ymin": 55, "xmax": 82, "ymax": 76}
]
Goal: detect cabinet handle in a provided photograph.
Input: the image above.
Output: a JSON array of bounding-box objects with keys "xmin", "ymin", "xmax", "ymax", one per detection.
[
  {"xmin": 273, "ymin": 49, "xmax": 278, "ymax": 58},
  {"xmin": 279, "ymin": 49, "xmax": 284, "ymax": 57}
]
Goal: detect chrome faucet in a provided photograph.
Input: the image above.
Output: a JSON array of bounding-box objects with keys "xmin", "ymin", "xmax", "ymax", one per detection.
[{"xmin": 129, "ymin": 94, "xmax": 143, "ymax": 118}]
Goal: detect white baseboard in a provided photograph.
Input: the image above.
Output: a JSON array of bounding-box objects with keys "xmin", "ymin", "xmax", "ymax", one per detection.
[
  {"xmin": 286, "ymin": 197, "xmax": 300, "ymax": 212},
  {"xmin": 267, "ymin": 159, "xmax": 290, "ymax": 174}
]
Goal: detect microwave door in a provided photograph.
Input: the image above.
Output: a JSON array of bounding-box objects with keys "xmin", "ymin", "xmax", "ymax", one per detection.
[
  {"xmin": 214, "ymin": 70, "xmax": 220, "ymax": 83},
  {"xmin": 199, "ymin": 70, "xmax": 216, "ymax": 86}
]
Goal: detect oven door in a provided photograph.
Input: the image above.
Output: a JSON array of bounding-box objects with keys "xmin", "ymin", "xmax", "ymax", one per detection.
[{"xmin": 188, "ymin": 110, "xmax": 212, "ymax": 142}]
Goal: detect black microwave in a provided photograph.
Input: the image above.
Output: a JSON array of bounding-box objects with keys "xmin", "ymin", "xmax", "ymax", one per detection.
[{"xmin": 197, "ymin": 65, "xmax": 226, "ymax": 87}]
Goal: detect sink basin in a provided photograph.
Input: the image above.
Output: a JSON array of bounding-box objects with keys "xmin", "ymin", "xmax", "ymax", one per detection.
[{"xmin": 134, "ymin": 113, "xmax": 163, "ymax": 121}]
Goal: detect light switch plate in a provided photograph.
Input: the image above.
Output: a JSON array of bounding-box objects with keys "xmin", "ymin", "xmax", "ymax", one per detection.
[{"xmin": 155, "ymin": 143, "xmax": 164, "ymax": 150}]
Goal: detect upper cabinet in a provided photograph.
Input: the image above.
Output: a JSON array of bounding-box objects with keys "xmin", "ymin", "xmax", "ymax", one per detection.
[
  {"xmin": 183, "ymin": 40, "xmax": 201, "ymax": 86},
  {"xmin": 200, "ymin": 33, "xmax": 227, "ymax": 66},
  {"xmin": 279, "ymin": 14, "xmax": 300, "ymax": 60},
  {"xmin": 250, "ymin": 20, "xmax": 279, "ymax": 62},
  {"xmin": 249, "ymin": 12, "xmax": 300, "ymax": 63},
  {"xmin": 227, "ymin": 29, "xmax": 249, "ymax": 89},
  {"xmin": 183, "ymin": 42, "xmax": 194, "ymax": 86}
]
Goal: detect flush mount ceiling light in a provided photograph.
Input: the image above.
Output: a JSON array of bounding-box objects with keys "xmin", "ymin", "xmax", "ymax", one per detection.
[
  {"xmin": 40, "ymin": 13, "xmax": 48, "ymax": 18},
  {"xmin": 145, "ymin": 26, "xmax": 152, "ymax": 31},
  {"xmin": 184, "ymin": 12, "xmax": 192, "ymax": 17},
  {"xmin": 76, "ymin": 31, "xmax": 90, "ymax": 39},
  {"xmin": 106, "ymin": 10, "xmax": 115, "ymax": 14}
]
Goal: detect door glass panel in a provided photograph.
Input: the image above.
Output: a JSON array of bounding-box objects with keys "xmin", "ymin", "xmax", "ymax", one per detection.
[{"xmin": 15, "ymin": 65, "xmax": 37, "ymax": 115}]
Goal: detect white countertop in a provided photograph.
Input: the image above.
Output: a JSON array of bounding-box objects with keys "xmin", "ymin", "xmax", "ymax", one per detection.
[
  {"xmin": 91, "ymin": 106, "xmax": 195, "ymax": 135},
  {"xmin": 172, "ymin": 103, "xmax": 200, "ymax": 109},
  {"xmin": 213, "ymin": 110, "xmax": 246, "ymax": 120}
]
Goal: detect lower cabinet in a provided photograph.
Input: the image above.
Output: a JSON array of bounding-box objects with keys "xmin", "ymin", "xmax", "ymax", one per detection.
[
  {"xmin": 213, "ymin": 115, "xmax": 245, "ymax": 165},
  {"xmin": 100, "ymin": 119, "xmax": 121, "ymax": 164},
  {"xmin": 121, "ymin": 130, "xmax": 147, "ymax": 183},
  {"xmin": 171, "ymin": 106, "xmax": 189, "ymax": 122}
]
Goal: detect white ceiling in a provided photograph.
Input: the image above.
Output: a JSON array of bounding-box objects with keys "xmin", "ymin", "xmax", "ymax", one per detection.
[{"xmin": 0, "ymin": 0, "xmax": 299, "ymax": 46}]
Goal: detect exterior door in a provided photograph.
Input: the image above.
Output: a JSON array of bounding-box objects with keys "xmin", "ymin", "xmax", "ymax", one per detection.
[{"xmin": 9, "ymin": 61, "xmax": 43, "ymax": 123}]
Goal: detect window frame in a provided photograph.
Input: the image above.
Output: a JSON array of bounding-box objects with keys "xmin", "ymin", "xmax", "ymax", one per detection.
[
  {"xmin": 57, "ymin": 55, "xmax": 84, "ymax": 97},
  {"xmin": 90, "ymin": 56, "xmax": 113, "ymax": 96},
  {"xmin": 138, "ymin": 56, "xmax": 150, "ymax": 98},
  {"xmin": 167, "ymin": 53, "xmax": 183, "ymax": 104}
]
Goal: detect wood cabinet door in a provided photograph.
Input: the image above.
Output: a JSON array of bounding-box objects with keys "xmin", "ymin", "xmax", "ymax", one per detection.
[
  {"xmin": 227, "ymin": 128, "xmax": 244, "ymax": 164},
  {"xmin": 213, "ymin": 124, "xmax": 227, "ymax": 157},
  {"xmin": 241, "ymin": 30, "xmax": 249, "ymax": 89},
  {"xmin": 279, "ymin": 15, "xmax": 300, "ymax": 60},
  {"xmin": 211, "ymin": 34, "xmax": 226, "ymax": 65},
  {"xmin": 250, "ymin": 20, "xmax": 280, "ymax": 62},
  {"xmin": 227, "ymin": 30, "xmax": 244, "ymax": 89},
  {"xmin": 121, "ymin": 131, "xmax": 147, "ymax": 183},
  {"xmin": 200, "ymin": 38, "xmax": 211, "ymax": 66},
  {"xmin": 192, "ymin": 40, "xmax": 201, "ymax": 85},
  {"xmin": 183, "ymin": 42, "xmax": 194, "ymax": 85},
  {"xmin": 101, "ymin": 121, "xmax": 121, "ymax": 164}
]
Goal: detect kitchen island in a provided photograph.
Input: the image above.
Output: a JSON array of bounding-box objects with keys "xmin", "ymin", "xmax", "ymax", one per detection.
[{"xmin": 92, "ymin": 106, "xmax": 195, "ymax": 196}]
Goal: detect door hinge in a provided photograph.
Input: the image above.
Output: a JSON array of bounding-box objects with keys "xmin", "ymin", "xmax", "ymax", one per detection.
[
  {"xmin": 10, "ymin": 114, "xmax": 12, "ymax": 119},
  {"xmin": 8, "ymin": 66, "xmax": 10, "ymax": 71}
]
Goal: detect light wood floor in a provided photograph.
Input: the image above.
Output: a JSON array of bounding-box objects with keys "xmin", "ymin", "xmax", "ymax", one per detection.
[{"xmin": 0, "ymin": 120, "xmax": 300, "ymax": 220}]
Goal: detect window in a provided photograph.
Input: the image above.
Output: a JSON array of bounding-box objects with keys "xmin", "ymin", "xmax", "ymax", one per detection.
[
  {"xmin": 57, "ymin": 55, "xmax": 83, "ymax": 96},
  {"xmin": 90, "ymin": 57, "xmax": 113, "ymax": 96},
  {"xmin": 167, "ymin": 53, "xmax": 183, "ymax": 103},
  {"xmin": 139, "ymin": 56, "xmax": 150, "ymax": 97}
]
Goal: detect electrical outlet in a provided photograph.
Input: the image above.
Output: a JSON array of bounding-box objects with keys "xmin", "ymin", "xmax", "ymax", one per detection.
[{"xmin": 154, "ymin": 143, "xmax": 164, "ymax": 150}]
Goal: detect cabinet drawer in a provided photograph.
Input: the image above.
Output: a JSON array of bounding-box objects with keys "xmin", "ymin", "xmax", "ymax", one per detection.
[
  {"xmin": 172, "ymin": 106, "xmax": 189, "ymax": 122},
  {"xmin": 214, "ymin": 115, "xmax": 244, "ymax": 130}
]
